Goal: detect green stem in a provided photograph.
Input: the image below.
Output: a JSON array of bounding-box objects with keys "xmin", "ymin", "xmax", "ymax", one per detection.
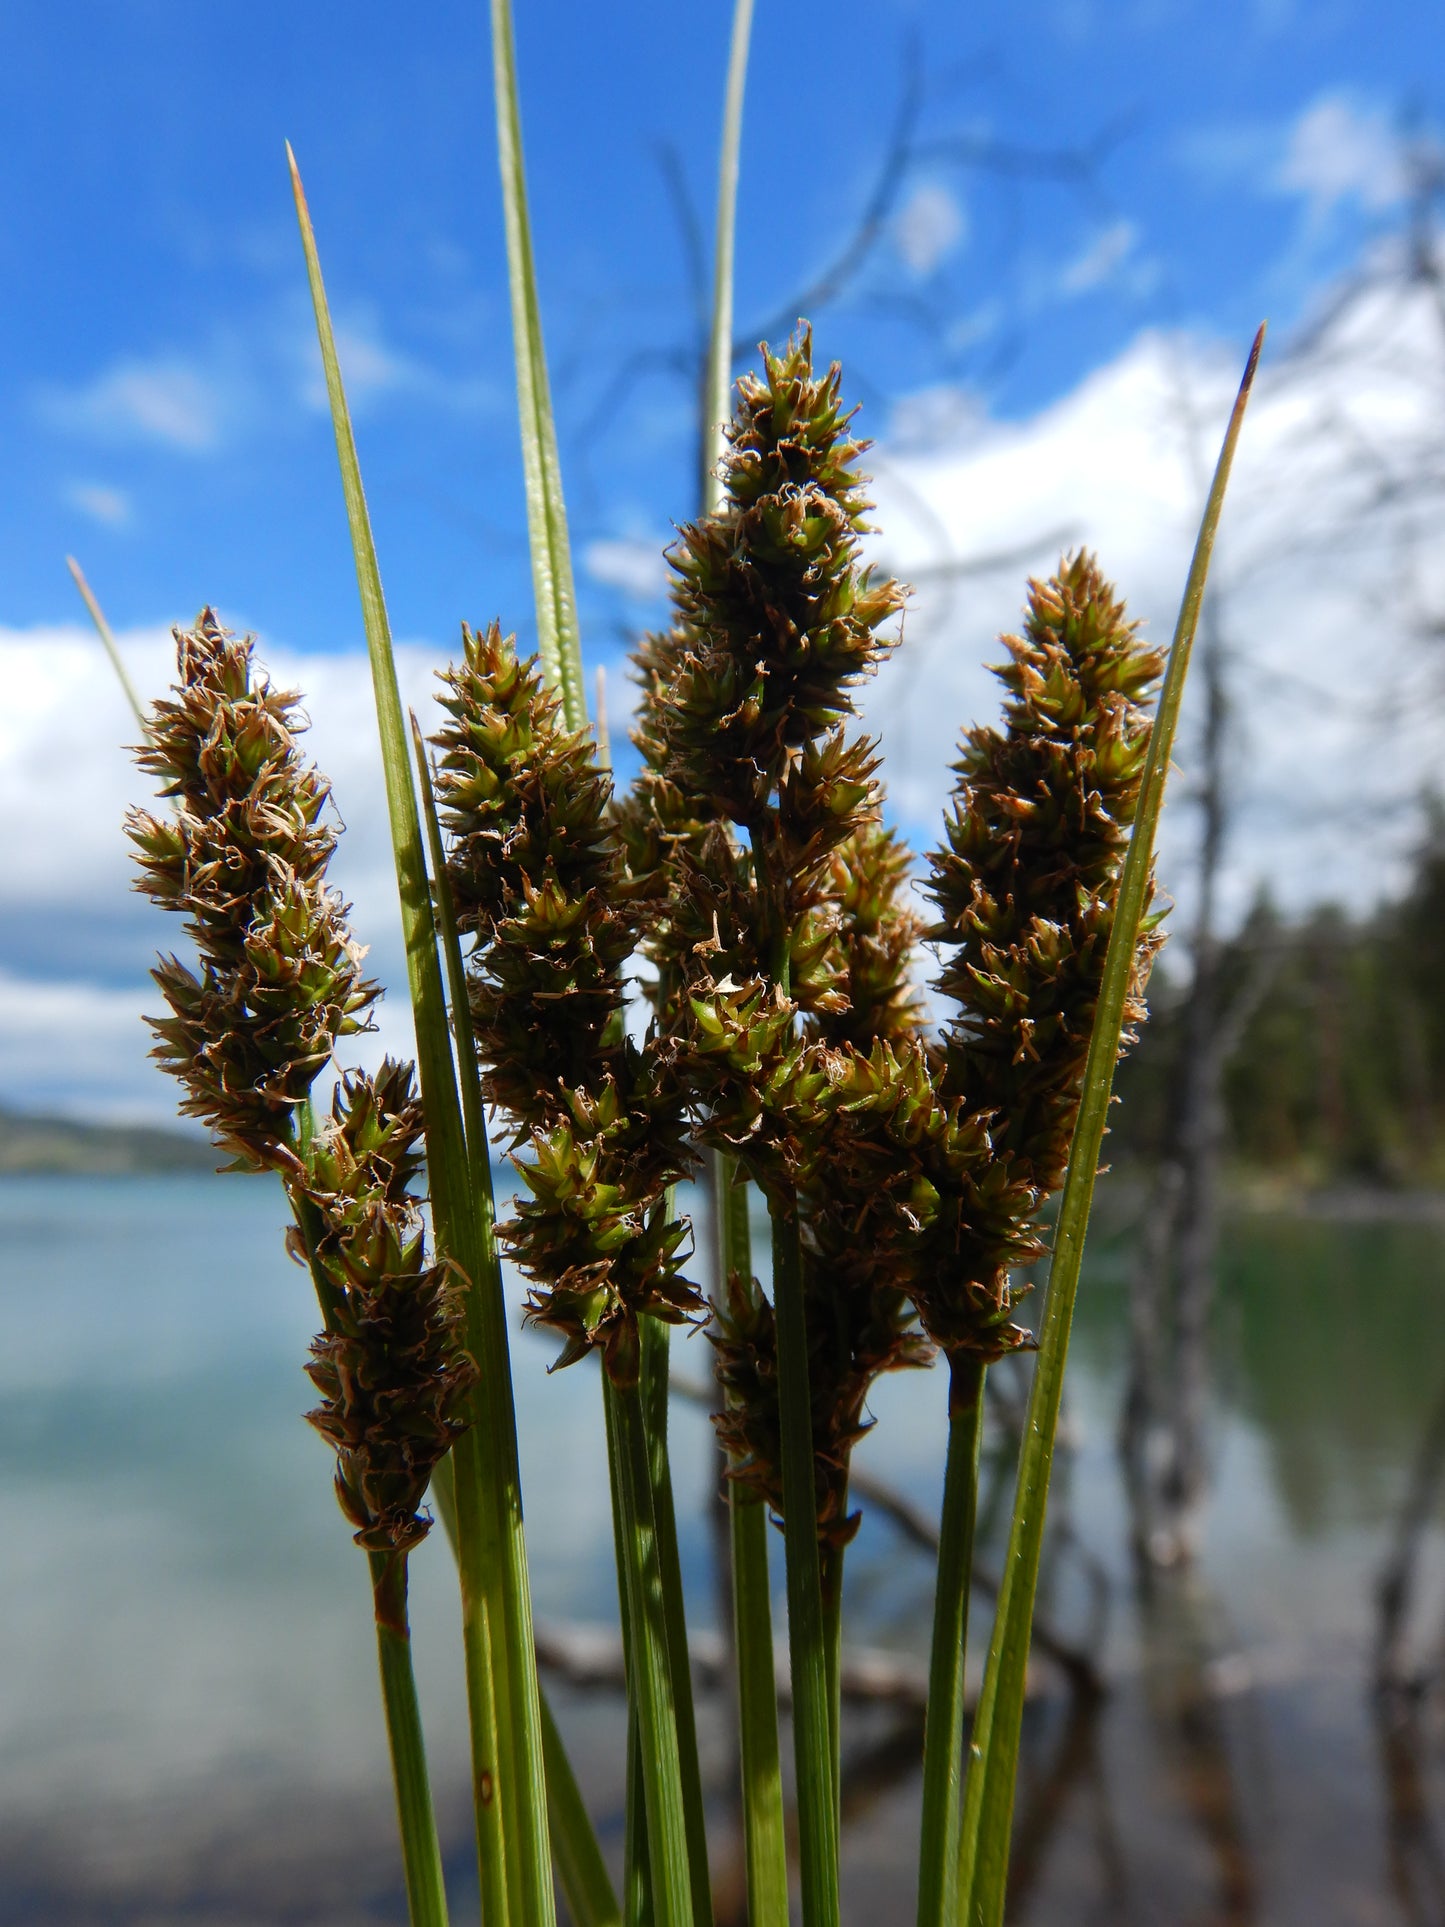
[
  {"xmin": 819, "ymin": 1535, "xmax": 844, "ymax": 1830},
  {"xmin": 727, "ymin": 1486, "xmax": 788, "ymax": 1924},
  {"xmin": 65, "ymin": 555, "xmax": 148, "ymax": 732},
  {"xmin": 958, "ymin": 326, "xmax": 1266, "ymax": 1927},
  {"xmin": 435, "ymin": 1455, "xmax": 619, "ymax": 1927},
  {"xmin": 370, "ymin": 1551, "xmax": 452, "ymax": 1927},
  {"xmin": 290, "ymin": 149, "xmax": 554, "ymax": 1925},
  {"xmin": 488, "ymin": 0, "xmax": 585, "ymax": 732},
  {"xmin": 611, "ymin": 1369, "xmax": 697, "ymax": 1927},
  {"xmin": 714, "ymin": 1151, "xmax": 789, "ymax": 1925},
  {"xmin": 701, "ymin": 0, "xmax": 755, "ymax": 518},
  {"xmin": 641, "ymin": 1315, "xmax": 714, "ymax": 1927},
  {"xmin": 770, "ymin": 1199, "xmax": 841, "ymax": 1927},
  {"xmin": 606, "ymin": 1375, "xmax": 653, "ymax": 1927},
  {"xmin": 540, "ymin": 1691, "xmax": 623, "ymax": 1927},
  {"xmin": 915, "ymin": 1354, "xmax": 987, "ymax": 1927}
]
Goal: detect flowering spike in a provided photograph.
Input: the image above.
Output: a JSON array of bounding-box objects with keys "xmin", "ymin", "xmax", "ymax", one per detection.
[
  {"xmin": 433, "ymin": 621, "xmax": 698, "ymax": 1383},
  {"xmin": 128, "ymin": 610, "xmax": 377, "ymax": 1171}
]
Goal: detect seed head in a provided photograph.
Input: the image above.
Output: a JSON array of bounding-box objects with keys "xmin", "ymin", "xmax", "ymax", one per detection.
[{"xmin": 128, "ymin": 611, "xmax": 376, "ymax": 1171}]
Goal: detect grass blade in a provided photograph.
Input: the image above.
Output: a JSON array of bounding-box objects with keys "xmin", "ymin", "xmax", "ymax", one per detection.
[
  {"xmin": 700, "ymin": 16, "xmax": 786, "ymax": 1916},
  {"xmin": 612, "ymin": 1366, "xmax": 697, "ymax": 1927},
  {"xmin": 66, "ymin": 556, "xmax": 147, "ymax": 732},
  {"xmin": 540, "ymin": 1691, "xmax": 624, "ymax": 1927},
  {"xmin": 371, "ymin": 1551, "xmax": 453, "ymax": 1927},
  {"xmin": 489, "ymin": 0, "xmax": 585, "ymax": 732},
  {"xmin": 432, "ymin": 1453, "xmax": 623, "ymax": 1927},
  {"xmin": 771, "ymin": 1202, "xmax": 842, "ymax": 1927},
  {"xmin": 957, "ymin": 324, "xmax": 1267, "ymax": 1927},
  {"xmin": 701, "ymin": 0, "xmax": 754, "ymax": 519},
  {"xmin": 715, "ymin": 1156, "xmax": 788, "ymax": 1925},
  {"xmin": 914, "ymin": 1356, "xmax": 986, "ymax": 1927},
  {"xmin": 641, "ymin": 1312, "xmax": 714, "ymax": 1927},
  {"xmin": 289, "ymin": 144, "xmax": 557, "ymax": 1927}
]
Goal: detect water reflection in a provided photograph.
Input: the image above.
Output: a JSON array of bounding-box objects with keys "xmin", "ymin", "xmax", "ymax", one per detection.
[{"xmin": 1, "ymin": 1176, "xmax": 1444, "ymax": 1921}]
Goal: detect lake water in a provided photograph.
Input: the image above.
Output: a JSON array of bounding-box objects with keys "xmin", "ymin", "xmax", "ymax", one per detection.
[{"xmin": 0, "ymin": 1173, "xmax": 1442, "ymax": 1924}]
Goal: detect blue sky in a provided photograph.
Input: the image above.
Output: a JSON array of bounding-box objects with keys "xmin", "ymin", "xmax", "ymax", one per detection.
[
  {"xmin": 2, "ymin": 0, "xmax": 1443, "ymax": 1119},
  {"xmin": 2, "ymin": 0, "xmax": 1437, "ymax": 653}
]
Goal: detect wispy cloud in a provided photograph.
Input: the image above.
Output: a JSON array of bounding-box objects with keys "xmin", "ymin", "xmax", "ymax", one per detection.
[
  {"xmin": 1275, "ymin": 94, "xmax": 1409, "ymax": 216},
  {"xmin": 584, "ymin": 535, "xmax": 671, "ymax": 603},
  {"xmin": 38, "ymin": 295, "xmax": 494, "ymax": 461},
  {"xmin": 40, "ymin": 358, "xmax": 226, "ymax": 453},
  {"xmin": 64, "ymin": 482, "xmax": 133, "ymax": 528},
  {"xmin": 894, "ymin": 182, "xmax": 968, "ymax": 277},
  {"xmin": 1179, "ymin": 90, "xmax": 1419, "ymax": 219},
  {"xmin": 1059, "ymin": 219, "xmax": 1143, "ymax": 295}
]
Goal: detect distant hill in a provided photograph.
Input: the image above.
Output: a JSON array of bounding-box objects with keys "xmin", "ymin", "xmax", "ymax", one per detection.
[{"xmin": 0, "ymin": 1104, "xmax": 217, "ymax": 1175}]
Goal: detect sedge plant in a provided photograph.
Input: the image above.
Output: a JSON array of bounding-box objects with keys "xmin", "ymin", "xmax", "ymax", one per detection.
[{"xmin": 111, "ymin": 6, "xmax": 1263, "ymax": 1923}]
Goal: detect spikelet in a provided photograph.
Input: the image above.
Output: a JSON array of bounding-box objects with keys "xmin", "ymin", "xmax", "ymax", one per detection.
[
  {"xmin": 432, "ymin": 621, "xmax": 697, "ymax": 1385},
  {"xmin": 300, "ymin": 1062, "xmax": 475, "ymax": 1553},
  {"xmin": 713, "ymin": 824, "xmax": 953, "ymax": 1546},
  {"xmin": 128, "ymin": 610, "xmax": 376, "ymax": 1171},
  {"xmin": 915, "ymin": 552, "xmax": 1165, "ymax": 1358},
  {"xmin": 632, "ymin": 329, "xmax": 905, "ymax": 1187},
  {"xmin": 631, "ymin": 332, "xmax": 938, "ymax": 1545},
  {"xmin": 131, "ymin": 617, "xmax": 473, "ymax": 1553}
]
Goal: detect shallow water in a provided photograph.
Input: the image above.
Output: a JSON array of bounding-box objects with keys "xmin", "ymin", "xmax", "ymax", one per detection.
[{"xmin": 0, "ymin": 1174, "xmax": 1441, "ymax": 1923}]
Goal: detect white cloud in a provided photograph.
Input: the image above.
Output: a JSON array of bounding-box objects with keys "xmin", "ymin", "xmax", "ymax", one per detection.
[
  {"xmin": 0, "ymin": 618, "xmax": 443, "ymax": 1119},
  {"xmin": 1275, "ymin": 94, "xmax": 1407, "ymax": 215},
  {"xmin": 865, "ymin": 255, "xmax": 1445, "ymax": 937},
  {"xmin": 1059, "ymin": 218, "xmax": 1141, "ymax": 295},
  {"xmin": 8, "ymin": 246, "xmax": 1445, "ymax": 1119},
  {"xmin": 64, "ymin": 482, "xmax": 133, "ymax": 528},
  {"xmin": 40, "ymin": 359, "xmax": 225, "ymax": 452},
  {"xmin": 584, "ymin": 535, "xmax": 670, "ymax": 603},
  {"xmin": 895, "ymin": 182, "xmax": 968, "ymax": 277}
]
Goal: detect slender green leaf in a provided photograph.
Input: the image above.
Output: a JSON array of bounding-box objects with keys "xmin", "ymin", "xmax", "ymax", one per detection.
[
  {"xmin": 612, "ymin": 1369, "xmax": 697, "ymax": 1927},
  {"xmin": 289, "ymin": 145, "xmax": 557, "ymax": 1927},
  {"xmin": 540, "ymin": 1692, "xmax": 625, "ymax": 1927},
  {"xmin": 914, "ymin": 1356, "xmax": 986, "ymax": 1927},
  {"xmin": 431, "ymin": 1454, "xmax": 622, "ymax": 1927},
  {"xmin": 67, "ymin": 555, "xmax": 147, "ymax": 733},
  {"xmin": 715, "ymin": 1155, "xmax": 788, "ymax": 1926},
  {"xmin": 958, "ymin": 324, "xmax": 1266, "ymax": 1927},
  {"xmin": 489, "ymin": 0, "xmax": 585, "ymax": 732},
  {"xmin": 771, "ymin": 1202, "xmax": 841, "ymax": 1927},
  {"xmin": 604, "ymin": 1380, "xmax": 655, "ymax": 1927},
  {"xmin": 642, "ymin": 1314, "xmax": 714, "ymax": 1927},
  {"xmin": 409, "ymin": 713, "xmax": 492, "ymax": 1173},
  {"xmin": 699, "ymin": 16, "xmax": 786, "ymax": 1917},
  {"xmin": 370, "ymin": 1551, "xmax": 452, "ymax": 1927},
  {"xmin": 701, "ymin": 0, "xmax": 754, "ymax": 519}
]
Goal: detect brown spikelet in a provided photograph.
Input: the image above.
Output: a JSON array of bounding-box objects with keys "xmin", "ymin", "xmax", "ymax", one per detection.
[{"xmin": 128, "ymin": 610, "xmax": 376, "ymax": 1171}]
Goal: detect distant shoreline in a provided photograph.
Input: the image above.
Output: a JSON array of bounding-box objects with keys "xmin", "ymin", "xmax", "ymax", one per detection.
[{"xmin": 0, "ymin": 1104, "xmax": 216, "ymax": 1176}]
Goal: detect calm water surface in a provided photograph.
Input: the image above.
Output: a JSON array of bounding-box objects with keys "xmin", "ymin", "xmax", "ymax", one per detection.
[{"xmin": 0, "ymin": 1174, "xmax": 1442, "ymax": 1923}]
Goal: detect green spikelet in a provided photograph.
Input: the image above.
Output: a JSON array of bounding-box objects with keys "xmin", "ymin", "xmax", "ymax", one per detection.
[{"xmin": 432, "ymin": 620, "xmax": 698, "ymax": 1384}]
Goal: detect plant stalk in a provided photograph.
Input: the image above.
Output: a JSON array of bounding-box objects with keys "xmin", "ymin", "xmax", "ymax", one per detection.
[
  {"xmin": 641, "ymin": 1313, "xmax": 714, "ymax": 1927},
  {"xmin": 714, "ymin": 1151, "xmax": 789, "ymax": 1924},
  {"xmin": 915, "ymin": 1353, "xmax": 986, "ymax": 1927},
  {"xmin": 957, "ymin": 324, "xmax": 1266, "ymax": 1927},
  {"xmin": 612, "ymin": 1367, "xmax": 697, "ymax": 1927},
  {"xmin": 770, "ymin": 1199, "xmax": 842, "ymax": 1927},
  {"xmin": 289, "ymin": 148, "xmax": 554, "ymax": 1925},
  {"xmin": 370, "ymin": 1550, "xmax": 452, "ymax": 1927}
]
